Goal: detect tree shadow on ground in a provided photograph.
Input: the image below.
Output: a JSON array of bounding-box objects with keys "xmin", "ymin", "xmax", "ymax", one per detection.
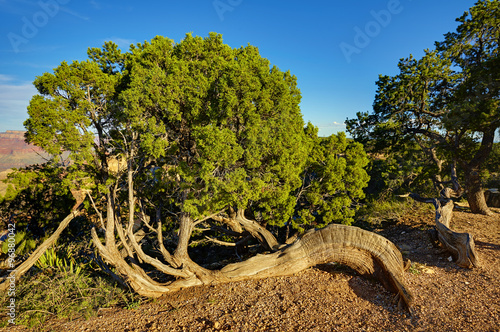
[
  {"xmin": 315, "ymin": 263, "xmax": 408, "ymax": 315},
  {"xmin": 369, "ymin": 220, "xmax": 465, "ymax": 270},
  {"xmin": 475, "ymin": 240, "xmax": 500, "ymax": 251}
]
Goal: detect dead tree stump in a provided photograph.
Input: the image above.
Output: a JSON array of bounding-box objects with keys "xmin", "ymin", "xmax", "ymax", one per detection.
[{"xmin": 406, "ymin": 188, "xmax": 479, "ymax": 268}]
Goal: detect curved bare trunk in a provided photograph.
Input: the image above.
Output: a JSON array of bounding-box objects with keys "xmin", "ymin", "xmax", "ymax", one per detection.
[
  {"xmin": 219, "ymin": 224, "xmax": 412, "ymax": 309},
  {"xmin": 0, "ymin": 209, "xmax": 82, "ymax": 291},
  {"xmin": 211, "ymin": 209, "xmax": 280, "ymax": 251},
  {"xmin": 91, "ymin": 182, "xmax": 411, "ymax": 309},
  {"xmin": 234, "ymin": 209, "xmax": 279, "ymax": 251},
  {"xmin": 408, "ymin": 189, "xmax": 479, "ymax": 268},
  {"xmin": 93, "ymin": 222, "xmax": 413, "ymax": 310}
]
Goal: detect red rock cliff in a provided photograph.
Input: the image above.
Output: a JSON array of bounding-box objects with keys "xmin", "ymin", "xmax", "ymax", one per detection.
[
  {"xmin": 0, "ymin": 130, "xmax": 43, "ymax": 155},
  {"xmin": 0, "ymin": 130, "xmax": 47, "ymax": 171}
]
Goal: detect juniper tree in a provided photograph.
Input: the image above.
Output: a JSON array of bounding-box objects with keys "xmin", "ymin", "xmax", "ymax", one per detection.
[
  {"xmin": 347, "ymin": 0, "xmax": 500, "ymax": 215},
  {"xmin": 3, "ymin": 33, "xmax": 412, "ymax": 309}
]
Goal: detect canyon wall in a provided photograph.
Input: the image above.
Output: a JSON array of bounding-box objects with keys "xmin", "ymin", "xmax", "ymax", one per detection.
[{"xmin": 0, "ymin": 130, "xmax": 48, "ymax": 171}]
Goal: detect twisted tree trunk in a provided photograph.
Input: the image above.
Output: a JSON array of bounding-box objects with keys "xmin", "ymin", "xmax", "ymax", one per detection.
[
  {"xmin": 92, "ymin": 221, "xmax": 413, "ymax": 310},
  {"xmin": 219, "ymin": 224, "xmax": 413, "ymax": 309},
  {"xmin": 464, "ymin": 166, "xmax": 493, "ymax": 216},
  {"xmin": 407, "ymin": 188, "xmax": 479, "ymax": 268},
  {"xmin": 461, "ymin": 128, "xmax": 496, "ymax": 216},
  {"xmin": 211, "ymin": 209, "xmax": 279, "ymax": 251}
]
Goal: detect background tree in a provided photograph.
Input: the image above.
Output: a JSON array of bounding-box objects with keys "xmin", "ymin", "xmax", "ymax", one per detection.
[
  {"xmin": 437, "ymin": 0, "xmax": 500, "ymax": 213},
  {"xmin": 347, "ymin": 0, "xmax": 500, "ymax": 215},
  {"xmin": 484, "ymin": 142, "xmax": 500, "ymax": 187},
  {"xmin": 5, "ymin": 33, "xmax": 413, "ymax": 308}
]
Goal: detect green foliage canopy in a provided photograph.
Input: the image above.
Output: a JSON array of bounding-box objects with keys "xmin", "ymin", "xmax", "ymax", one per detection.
[{"xmin": 24, "ymin": 33, "xmax": 369, "ymax": 237}]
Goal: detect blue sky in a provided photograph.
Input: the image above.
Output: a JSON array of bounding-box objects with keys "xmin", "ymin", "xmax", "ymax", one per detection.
[{"xmin": 0, "ymin": 0, "xmax": 476, "ymax": 136}]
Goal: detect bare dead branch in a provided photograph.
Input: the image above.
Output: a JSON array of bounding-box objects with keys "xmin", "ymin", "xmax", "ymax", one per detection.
[
  {"xmin": 0, "ymin": 209, "xmax": 82, "ymax": 291},
  {"xmin": 126, "ymin": 225, "xmax": 190, "ymax": 278},
  {"xmin": 403, "ymin": 190, "xmax": 479, "ymax": 268},
  {"xmin": 194, "ymin": 209, "xmax": 229, "ymax": 227},
  {"xmin": 204, "ymin": 236, "xmax": 236, "ymax": 247}
]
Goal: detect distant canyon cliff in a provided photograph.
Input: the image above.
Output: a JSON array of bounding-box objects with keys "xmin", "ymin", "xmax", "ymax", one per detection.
[{"xmin": 0, "ymin": 130, "xmax": 48, "ymax": 171}]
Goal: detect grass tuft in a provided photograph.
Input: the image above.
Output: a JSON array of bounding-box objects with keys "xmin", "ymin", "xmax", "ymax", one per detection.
[
  {"xmin": 356, "ymin": 197, "xmax": 434, "ymax": 226},
  {"xmin": 0, "ymin": 246, "xmax": 143, "ymax": 328}
]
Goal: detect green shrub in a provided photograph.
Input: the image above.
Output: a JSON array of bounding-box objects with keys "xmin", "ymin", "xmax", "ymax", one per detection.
[
  {"xmin": 2, "ymin": 184, "xmax": 18, "ymax": 202},
  {"xmin": 0, "ymin": 267, "xmax": 142, "ymax": 328},
  {"xmin": 35, "ymin": 246, "xmax": 86, "ymax": 276},
  {"xmin": 0, "ymin": 243, "xmax": 143, "ymax": 328}
]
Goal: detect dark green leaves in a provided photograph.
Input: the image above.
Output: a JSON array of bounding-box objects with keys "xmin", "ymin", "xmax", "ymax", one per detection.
[
  {"xmin": 293, "ymin": 131, "xmax": 369, "ymax": 230},
  {"xmin": 24, "ymin": 32, "xmax": 370, "ymax": 234}
]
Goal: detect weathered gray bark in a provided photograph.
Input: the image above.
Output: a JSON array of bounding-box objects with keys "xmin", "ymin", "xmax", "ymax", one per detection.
[
  {"xmin": 212, "ymin": 209, "xmax": 279, "ymax": 251},
  {"xmin": 219, "ymin": 224, "xmax": 413, "ymax": 309},
  {"xmin": 407, "ymin": 188, "xmax": 479, "ymax": 268},
  {"xmin": 92, "ymin": 221, "xmax": 413, "ymax": 310}
]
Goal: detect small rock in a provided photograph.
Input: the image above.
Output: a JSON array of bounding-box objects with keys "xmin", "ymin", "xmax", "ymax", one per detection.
[
  {"xmin": 448, "ymin": 256, "xmax": 453, "ymax": 262},
  {"xmin": 422, "ymin": 267, "xmax": 434, "ymax": 274}
]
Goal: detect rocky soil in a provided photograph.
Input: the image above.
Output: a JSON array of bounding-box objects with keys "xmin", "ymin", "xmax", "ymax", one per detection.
[{"xmin": 3, "ymin": 207, "xmax": 500, "ymax": 332}]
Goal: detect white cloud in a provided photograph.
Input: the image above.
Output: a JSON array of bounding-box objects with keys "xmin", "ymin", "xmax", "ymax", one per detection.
[
  {"xmin": 59, "ymin": 7, "xmax": 90, "ymax": 21},
  {"xmin": 0, "ymin": 74, "xmax": 14, "ymax": 82},
  {"xmin": 316, "ymin": 121, "xmax": 346, "ymax": 129},
  {"xmin": 90, "ymin": 0, "xmax": 101, "ymax": 10},
  {"xmin": 315, "ymin": 121, "xmax": 347, "ymax": 137},
  {"xmin": 0, "ymin": 77, "xmax": 37, "ymax": 131}
]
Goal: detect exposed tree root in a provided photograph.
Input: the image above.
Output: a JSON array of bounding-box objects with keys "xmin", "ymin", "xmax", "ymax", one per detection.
[{"xmin": 92, "ymin": 222, "xmax": 413, "ymax": 310}]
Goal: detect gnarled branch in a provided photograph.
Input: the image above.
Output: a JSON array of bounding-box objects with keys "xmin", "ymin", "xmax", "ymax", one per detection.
[
  {"xmin": 405, "ymin": 190, "xmax": 479, "ymax": 268},
  {"xmin": 0, "ymin": 209, "xmax": 82, "ymax": 291}
]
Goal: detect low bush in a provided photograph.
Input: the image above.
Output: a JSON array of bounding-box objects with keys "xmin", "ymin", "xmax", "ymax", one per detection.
[{"xmin": 0, "ymin": 245, "xmax": 143, "ymax": 328}]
